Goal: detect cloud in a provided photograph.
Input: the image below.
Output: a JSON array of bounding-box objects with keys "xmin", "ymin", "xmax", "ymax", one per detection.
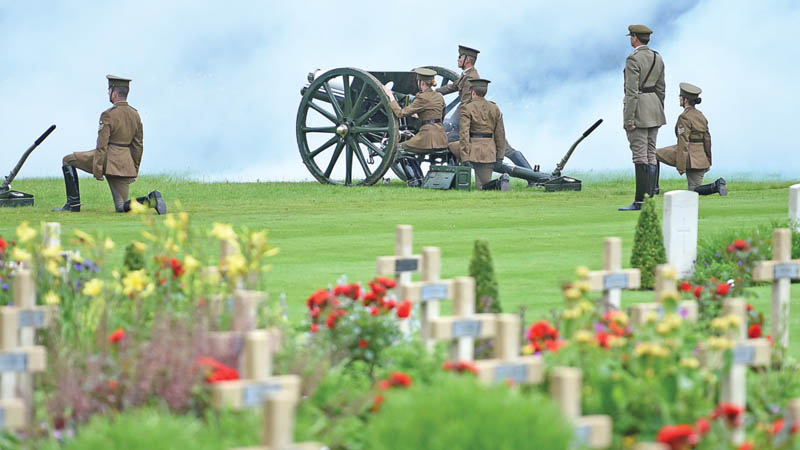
[{"xmin": 1, "ymin": 0, "xmax": 797, "ymax": 184}]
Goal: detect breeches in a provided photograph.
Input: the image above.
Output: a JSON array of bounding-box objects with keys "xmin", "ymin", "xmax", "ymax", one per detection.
[
  {"xmin": 626, "ymin": 127, "xmax": 659, "ymax": 165},
  {"xmin": 63, "ymin": 152, "xmax": 134, "ymax": 211},
  {"xmin": 686, "ymin": 169, "xmax": 707, "ymax": 191},
  {"xmin": 472, "ymin": 163, "xmax": 494, "ymax": 189}
]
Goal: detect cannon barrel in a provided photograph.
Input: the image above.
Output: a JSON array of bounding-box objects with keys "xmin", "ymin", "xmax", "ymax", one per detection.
[
  {"xmin": 1, "ymin": 125, "xmax": 56, "ymax": 193},
  {"xmin": 493, "ymin": 161, "xmax": 553, "ymax": 183},
  {"xmin": 552, "ymin": 119, "xmax": 602, "ymax": 177}
]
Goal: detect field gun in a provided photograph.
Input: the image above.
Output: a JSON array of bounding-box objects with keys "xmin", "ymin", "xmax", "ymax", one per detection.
[{"xmin": 0, "ymin": 125, "xmax": 56, "ymax": 207}]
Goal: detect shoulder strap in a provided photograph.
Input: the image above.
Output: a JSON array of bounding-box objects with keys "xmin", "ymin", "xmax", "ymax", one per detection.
[{"xmin": 641, "ymin": 50, "xmax": 658, "ymax": 89}]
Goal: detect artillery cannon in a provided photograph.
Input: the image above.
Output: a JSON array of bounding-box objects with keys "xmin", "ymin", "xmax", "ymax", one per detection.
[
  {"xmin": 0, "ymin": 125, "xmax": 56, "ymax": 207},
  {"xmin": 296, "ymin": 67, "xmax": 599, "ymax": 190}
]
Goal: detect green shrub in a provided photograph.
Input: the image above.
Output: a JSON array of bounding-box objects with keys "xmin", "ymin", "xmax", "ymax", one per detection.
[
  {"xmin": 630, "ymin": 198, "xmax": 666, "ymax": 289},
  {"xmin": 364, "ymin": 376, "xmax": 573, "ymax": 450},
  {"xmin": 469, "ymin": 240, "xmax": 501, "ymax": 313},
  {"xmin": 123, "ymin": 242, "xmax": 145, "ymax": 272}
]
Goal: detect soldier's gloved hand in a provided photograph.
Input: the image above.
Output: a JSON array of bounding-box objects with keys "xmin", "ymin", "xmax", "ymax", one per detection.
[{"xmin": 624, "ymin": 123, "xmax": 636, "ymax": 132}]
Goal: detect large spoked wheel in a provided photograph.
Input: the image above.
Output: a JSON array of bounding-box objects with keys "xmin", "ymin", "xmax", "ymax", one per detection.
[
  {"xmin": 297, "ymin": 68, "xmax": 399, "ymax": 186},
  {"xmin": 390, "ymin": 65, "xmax": 460, "ymax": 182}
]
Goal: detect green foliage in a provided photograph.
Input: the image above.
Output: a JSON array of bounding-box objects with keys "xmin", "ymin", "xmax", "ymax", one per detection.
[
  {"xmin": 123, "ymin": 242, "xmax": 145, "ymax": 272},
  {"xmin": 364, "ymin": 376, "xmax": 573, "ymax": 450},
  {"xmin": 630, "ymin": 198, "xmax": 666, "ymax": 289},
  {"xmin": 469, "ymin": 239, "xmax": 501, "ymax": 313}
]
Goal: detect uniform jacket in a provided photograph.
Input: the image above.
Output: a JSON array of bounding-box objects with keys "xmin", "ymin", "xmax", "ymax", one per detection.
[
  {"xmin": 389, "ymin": 90, "xmax": 449, "ymax": 151},
  {"xmin": 623, "ymin": 45, "xmax": 666, "ymax": 128},
  {"xmin": 92, "ymin": 102, "xmax": 144, "ymax": 178},
  {"xmin": 455, "ymin": 96, "xmax": 506, "ymax": 163},
  {"xmin": 657, "ymin": 106, "xmax": 712, "ymax": 174},
  {"xmin": 436, "ymin": 67, "xmax": 479, "ymax": 107}
]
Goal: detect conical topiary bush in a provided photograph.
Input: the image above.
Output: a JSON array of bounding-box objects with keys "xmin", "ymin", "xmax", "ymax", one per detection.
[
  {"xmin": 468, "ymin": 240, "xmax": 501, "ymax": 313},
  {"xmin": 630, "ymin": 197, "xmax": 667, "ymax": 289}
]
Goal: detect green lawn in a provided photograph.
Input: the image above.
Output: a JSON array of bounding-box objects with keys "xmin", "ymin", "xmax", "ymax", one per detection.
[{"xmin": 3, "ymin": 174, "xmax": 800, "ymax": 355}]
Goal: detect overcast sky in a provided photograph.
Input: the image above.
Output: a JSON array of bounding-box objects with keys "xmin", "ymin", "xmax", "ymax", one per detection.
[{"xmin": 1, "ymin": 0, "xmax": 798, "ymax": 182}]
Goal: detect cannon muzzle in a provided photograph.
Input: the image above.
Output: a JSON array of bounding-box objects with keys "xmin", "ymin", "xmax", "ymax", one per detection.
[
  {"xmin": 0, "ymin": 125, "xmax": 56, "ymax": 208},
  {"xmin": 552, "ymin": 118, "xmax": 602, "ymax": 177}
]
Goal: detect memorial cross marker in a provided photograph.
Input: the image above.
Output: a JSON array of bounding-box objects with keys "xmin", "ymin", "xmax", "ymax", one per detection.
[
  {"xmin": 231, "ymin": 388, "xmax": 324, "ymax": 450},
  {"xmin": 376, "ymin": 225, "xmax": 421, "ymax": 334},
  {"xmin": 628, "ymin": 264, "xmax": 698, "ymax": 327},
  {"xmin": 398, "ymin": 247, "xmax": 454, "ymax": 349},
  {"xmin": 752, "ymin": 228, "xmax": 800, "ymax": 349},
  {"xmin": 549, "ymin": 367, "xmax": 612, "ymax": 449},
  {"xmin": 0, "ymin": 307, "xmax": 47, "ymax": 429},
  {"xmin": 584, "ymin": 238, "xmax": 640, "ymax": 310},
  {"xmin": 663, "ymin": 190, "xmax": 699, "ymax": 278}
]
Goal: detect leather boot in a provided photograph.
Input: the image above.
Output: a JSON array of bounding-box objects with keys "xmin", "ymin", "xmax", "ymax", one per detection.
[
  {"xmin": 400, "ymin": 157, "xmax": 424, "ymax": 187},
  {"xmin": 695, "ymin": 178, "xmax": 727, "ymax": 196},
  {"xmin": 619, "ymin": 164, "xmax": 648, "ymax": 211},
  {"xmin": 122, "ymin": 190, "xmax": 167, "ymax": 214},
  {"xmin": 653, "ymin": 162, "xmax": 661, "ymax": 195},
  {"xmin": 53, "ymin": 165, "xmax": 81, "ymax": 212},
  {"xmin": 482, "ymin": 174, "xmax": 510, "ymax": 191},
  {"xmin": 506, "ymin": 147, "xmax": 536, "ymax": 187},
  {"xmin": 647, "ymin": 164, "xmax": 657, "ymax": 197}
]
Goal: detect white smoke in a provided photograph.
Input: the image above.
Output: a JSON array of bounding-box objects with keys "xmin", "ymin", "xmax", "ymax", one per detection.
[{"xmin": 1, "ymin": 0, "xmax": 798, "ymax": 182}]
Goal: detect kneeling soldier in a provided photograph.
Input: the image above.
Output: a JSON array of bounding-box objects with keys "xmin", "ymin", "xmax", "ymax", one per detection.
[
  {"xmin": 448, "ymin": 79, "xmax": 509, "ymax": 190},
  {"xmin": 55, "ymin": 75, "xmax": 166, "ymax": 213},
  {"xmin": 656, "ymin": 82, "xmax": 726, "ymax": 196}
]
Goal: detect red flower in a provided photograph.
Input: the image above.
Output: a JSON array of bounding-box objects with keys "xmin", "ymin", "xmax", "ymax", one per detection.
[
  {"xmin": 693, "ymin": 286, "xmax": 704, "ymax": 299},
  {"xmin": 714, "ymin": 402, "xmax": 744, "ymax": 427},
  {"xmin": 596, "ymin": 331, "xmax": 610, "ymax": 349},
  {"xmin": 363, "ymin": 291, "xmax": 377, "ymax": 305},
  {"xmin": 0, "ymin": 237, "xmax": 6, "ymax": 254},
  {"xmin": 733, "ymin": 239, "xmax": 749, "ymax": 251},
  {"xmin": 442, "ymin": 361, "xmax": 454, "ymax": 371},
  {"xmin": 108, "ymin": 328, "xmax": 125, "ymax": 343},
  {"xmin": 306, "ymin": 289, "xmax": 332, "ymax": 309},
  {"xmin": 527, "ymin": 320, "xmax": 558, "ymax": 341},
  {"xmin": 746, "ymin": 303, "xmax": 754, "ymax": 311},
  {"xmin": 370, "ymin": 306, "xmax": 380, "ymax": 316},
  {"xmin": 310, "ymin": 323, "xmax": 318, "ymax": 333},
  {"xmin": 396, "ymin": 300, "xmax": 412, "ymax": 319},
  {"xmin": 382, "ymin": 298, "xmax": 396, "ymax": 310},
  {"xmin": 310, "ymin": 307, "xmax": 321, "ymax": 319},
  {"xmin": 389, "ymin": 371, "xmax": 412, "ymax": 388},
  {"xmin": 737, "ymin": 442, "xmax": 753, "ymax": 450},
  {"xmin": 695, "ymin": 417, "xmax": 710, "ymax": 435},
  {"xmin": 369, "ymin": 281, "xmax": 387, "ymax": 297},
  {"xmin": 169, "ymin": 257, "xmax": 185, "ymax": 278},
  {"xmin": 656, "ymin": 424, "xmax": 697, "ymax": 449},
  {"xmin": 325, "ymin": 313, "xmax": 338, "ymax": 329},
  {"xmin": 715, "ymin": 282, "xmax": 731, "ymax": 296},
  {"xmin": 545, "ymin": 340, "xmax": 565, "ymax": 353},
  {"xmin": 748, "ymin": 324, "xmax": 762, "ymax": 338},
  {"xmin": 375, "ymin": 276, "xmax": 397, "ymax": 289},
  {"xmin": 680, "ymin": 281, "xmax": 692, "ymax": 292},
  {"xmin": 771, "ymin": 418, "xmax": 785, "ymax": 436},
  {"xmin": 377, "ymin": 380, "xmax": 391, "ymax": 390},
  {"xmin": 108, "ymin": 380, "xmax": 119, "ymax": 390},
  {"xmin": 371, "ymin": 394, "xmax": 384, "ymax": 413},
  {"xmin": 727, "ymin": 245, "xmax": 736, "ymax": 253},
  {"xmin": 358, "ymin": 339, "xmax": 369, "ymax": 348},
  {"xmin": 791, "ymin": 421, "xmax": 800, "ymax": 435},
  {"xmin": 349, "ymin": 283, "xmax": 361, "ymax": 299},
  {"xmin": 333, "ymin": 284, "xmax": 348, "ymax": 296},
  {"xmin": 455, "ymin": 361, "xmax": 479, "ymax": 375},
  {"xmin": 197, "ymin": 357, "xmax": 240, "ymax": 383}
]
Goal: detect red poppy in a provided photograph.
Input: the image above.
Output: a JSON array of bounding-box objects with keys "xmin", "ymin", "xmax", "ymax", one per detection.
[
  {"xmin": 680, "ymin": 281, "xmax": 692, "ymax": 292},
  {"xmin": 358, "ymin": 339, "xmax": 369, "ymax": 348},
  {"xmin": 748, "ymin": 324, "xmax": 762, "ymax": 338},
  {"xmin": 656, "ymin": 424, "xmax": 697, "ymax": 449},
  {"xmin": 375, "ymin": 276, "xmax": 397, "ymax": 289},
  {"xmin": 396, "ymin": 300, "xmax": 412, "ymax": 319},
  {"xmin": 715, "ymin": 283, "xmax": 731, "ymax": 296},
  {"xmin": 693, "ymin": 286, "xmax": 704, "ymax": 299},
  {"xmin": 108, "ymin": 328, "xmax": 125, "ymax": 343},
  {"xmin": 0, "ymin": 237, "xmax": 6, "ymax": 254},
  {"xmin": 733, "ymin": 239, "xmax": 749, "ymax": 251},
  {"xmin": 370, "ymin": 306, "xmax": 380, "ymax": 316},
  {"xmin": 371, "ymin": 393, "xmax": 384, "ymax": 412},
  {"xmin": 169, "ymin": 257, "xmax": 185, "ymax": 278},
  {"xmin": 737, "ymin": 442, "xmax": 753, "ymax": 450},
  {"xmin": 695, "ymin": 417, "xmax": 710, "ymax": 435},
  {"xmin": 767, "ymin": 334, "xmax": 773, "ymax": 344},
  {"xmin": 310, "ymin": 323, "xmax": 318, "ymax": 333},
  {"xmin": 772, "ymin": 418, "xmax": 785, "ymax": 436},
  {"xmin": 389, "ymin": 371, "xmax": 412, "ymax": 388},
  {"xmin": 714, "ymin": 402, "xmax": 744, "ymax": 427}
]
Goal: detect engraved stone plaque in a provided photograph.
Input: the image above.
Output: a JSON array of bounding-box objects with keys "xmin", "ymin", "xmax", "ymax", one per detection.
[
  {"xmin": 452, "ymin": 320, "xmax": 482, "ymax": 338},
  {"xmin": 774, "ymin": 264, "xmax": 799, "ymax": 280},
  {"xmin": 395, "ymin": 258, "xmax": 419, "ymax": 272},
  {"xmin": 241, "ymin": 383, "xmax": 283, "ymax": 407},
  {"xmin": 493, "ymin": 364, "xmax": 527, "ymax": 384},
  {"xmin": 421, "ymin": 284, "xmax": 448, "ymax": 301},
  {"xmin": 18, "ymin": 310, "xmax": 45, "ymax": 328},
  {"xmin": 603, "ymin": 273, "xmax": 628, "ymax": 290},
  {"xmin": 732, "ymin": 345, "xmax": 755, "ymax": 365},
  {"xmin": 0, "ymin": 354, "xmax": 28, "ymax": 372}
]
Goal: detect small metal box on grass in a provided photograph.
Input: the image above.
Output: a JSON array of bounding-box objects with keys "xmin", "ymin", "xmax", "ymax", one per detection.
[{"xmin": 422, "ymin": 165, "xmax": 471, "ymax": 191}]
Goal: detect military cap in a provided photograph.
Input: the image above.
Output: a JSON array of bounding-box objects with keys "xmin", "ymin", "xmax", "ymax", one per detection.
[
  {"xmin": 413, "ymin": 67, "xmax": 437, "ymax": 82},
  {"xmin": 470, "ymin": 78, "xmax": 491, "ymax": 89},
  {"xmin": 458, "ymin": 45, "xmax": 480, "ymax": 58},
  {"xmin": 626, "ymin": 24, "xmax": 653, "ymax": 36},
  {"xmin": 679, "ymin": 82, "xmax": 702, "ymax": 99},
  {"xmin": 106, "ymin": 74, "xmax": 131, "ymax": 88}
]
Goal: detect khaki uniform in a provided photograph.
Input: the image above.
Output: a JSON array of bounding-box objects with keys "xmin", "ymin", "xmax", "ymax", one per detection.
[
  {"xmin": 656, "ymin": 106, "xmax": 712, "ymax": 190},
  {"xmin": 436, "ymin": 67, "xmax": 479, "ymax": 107},
  {"xmin": 389, "ymin": 90, "xmax": 448, "ymax": 152},
  {"xmin": 449, "ymin": 97, "xmax": 506, "ymax": 188},
  {"xmin": 623, "ymin": 45, "xmax": 666, "ymax": 165},
  {"xmin": 64, "ymin": 101, "xmax": 144, "ymax": 209}
]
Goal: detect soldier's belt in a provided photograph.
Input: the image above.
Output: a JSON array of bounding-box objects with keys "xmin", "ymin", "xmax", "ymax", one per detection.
[
  {"xmin": 688, "ymin": 138, "xmax": 704, "ymax": 143},
  {"xmin": 640, "ymin": 86, "xmax": 657, "ymax": 93},
  {"xmin": 470, "ymin": 133, "xmax": 493, "ymax": 138},
  {"xmin": 109, "ymin": 142, "xmax": 133, "ymax": 147},
  {"xmin": 421, "ymin": 119, "xmax": 442, "ymax": 125}
]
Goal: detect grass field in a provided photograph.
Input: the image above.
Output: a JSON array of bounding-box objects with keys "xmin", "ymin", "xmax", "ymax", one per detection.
[{"xmin": 3, "ymin": 174, "xmax": 800, "ymax": 355}]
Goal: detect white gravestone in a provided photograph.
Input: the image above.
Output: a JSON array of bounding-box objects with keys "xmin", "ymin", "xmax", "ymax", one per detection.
[
  {"xmin": 790, "ymin": 184, "xmax": 800, "ymax": 232},
  {"xmin": 663, "ymin": 191, "xmax": 699, "ymax": 278}
]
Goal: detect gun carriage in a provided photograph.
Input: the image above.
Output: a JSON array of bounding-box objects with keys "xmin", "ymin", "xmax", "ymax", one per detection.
[{"xmin": 0, "ymin": 125, "xmax": 56, "ymax": 207}]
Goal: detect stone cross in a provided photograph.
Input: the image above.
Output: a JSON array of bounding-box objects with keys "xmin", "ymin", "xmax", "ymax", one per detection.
[
  {"xmin": 549, "ymin": 367, "xmax": 612, "ymax": 449},
  {"xmin": 398, "ymin": 247, "xmax": 454, "ymax": 349},
  {"xmin": 211, "ymin": 329, "xmax": 299, "ymax": 411},
  {"xmin": 426, "ymin": 277, "xmax": 490, "ymax": 361},
  {"xmin": 376, "ymin": 225, "xmax": 421, "ymax": 284},
  {"xmin": 584, "ymin": 238, "xmax": 640, "ymax": 310},
  {"xmin": 41, "ymin": 222, "xmax": 61, "ymax": 249},
  {"xmin": 662, "ymin": 190, "xmax": 699, "ymax": 278},
  {"xmin": 790, "ymin": 184, "xmax": 800, "ymax": 232},
  {"xmin": 0, "ymin": 307, "xmax": 47, "ymax": 429},
  {"xmin": 628, "ymin": 264, "xmax": 698, "ymax": 327},
  {"xmin": 752, "ymin": 228, "xmax": 800, "ymax": 349}
]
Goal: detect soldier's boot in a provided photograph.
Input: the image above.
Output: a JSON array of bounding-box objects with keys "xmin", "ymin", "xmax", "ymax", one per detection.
[
  {"xmin": 618, "ymin": 164, "xmax": 648, "ymax": 211},
  {"xmin": 122, "ymin": 190, "xmax": 167, "ymax": 214},
  {"xmin": 482, "ymin": 174, "xmax": 510, "ymax": 191},
  {"xmin": 53, "ymin": 165, "xmax": 81, "ymax": 212},
  {"xmin": 695, "ymin": 178, "xmax": 727, "ymax": 196},
  {"xmin": 506, "ymin": 147, "xmax": 537, "ymax": 187},
  {"xmin": 653, "ymin": 162, "xmax": 661, "ymax": 195},
  {"xmin": 646, "ymin": 164, "xmax": 658, "ymax": 197},
  {"xmin": 400, "ymin": 157, "xmax": 424, "ymax": 187}
]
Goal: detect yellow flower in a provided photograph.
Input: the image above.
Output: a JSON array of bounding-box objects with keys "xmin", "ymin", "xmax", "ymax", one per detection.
[
  {"xmin": 563, "ymin": 287, "xmax": 582, "ymax": 301},
  {"xmin": 71, "ymin": 253, "xmax": 84, "ymax": 264},
  {"xmin": 608, "ymin": 336, "xmax": 626, "ymax": 347},
  {"xmin": 250, "ymin": 230, "xmax": 268, "ymax": 248},
  {"xmin": 645, "ymin": 311, "xmax": 659, "ymax": 324},
  {"xmin": 132, "ymin": 241, "xmax": 147, "ymax": 253},
  {"xmin": 129, "ymin": 199, "xmax": 148, "ymax": 214},
  {"xmin": 177, "ymin": 230, "xmax": 188, "ymax": 244},
  {"xmin": 575, "ymin": 280, "xmax": 591, "ymax": 293},
  {"xmin": 727, "ymin": 315, "xmax": 742, "ymax": 328},
  {"xmin": 574, "ymin": 330, "xmax": 594, "ymax": 344},
  {"xmin": 112, "ymin": 270, "xmax": 121, "ymax": 280},
  {"xmin": 578, "ymin": 301, "xmax": 594, "ymax": 314},
  {"xmin": 211, "ymin": 223, "xmax": 236, "ymax": 242},
  {"xmin": 122, "ymin": 270, "xmax": 149, "ymax": 296},
  {"xmin": 16, "ymin": 221, "xmax": 37, "ymax": 243},
  {"xmin": 708, "ymin": 336, "xmax": 734, "ymax": 351},
  {"xmin": 225, "ymin": 253, "xmax": 247, "ymax": 276},
  {"xmin": 522, "ymin": 344, "xmax": 534, "ymax": 355},
  {"xmin": 164, "ymin": 214, "xmax": 178, "ymax": 230},
  {"xmin": 46, "ymin": 260, "xmax": 60, "ymax": 276},
  {"xmin": 72, "ymin": 229, "xmax": 95, "ymax": 246},
  {"xmin": 104, "ymin": 237, "xmax": 115, "ymax": 251},
  {"xmin": 140, "ymin": 231, "xmax": 157, "ymax": 242},
  {"xmin": 44, "ymin": 290, "xmax": 60, "ymax": 305},
  {"xmin": 661, "ymin": 266, "xmax": 677, "ymax": 280},
  {"xmin": 11, "ymin": 247, "xmax": 31, "ymax": 262},
  {"xmin": 41, "ymin": 245, "xmax": 63, "ymax": 260},
  {"xmin": 82, "ymin": 279, "xmax": 104, "ymax": 297},
  {"xmin": 607, "ymin": 311, "xmax": 629, "ymax": 327},
  {"xmin": 178, "ymin": 212, "xmax": 189, "ymax": 225},
  {"xmin": 576, "ymin": 266, "xmax": 590, "ymax": 279},
  {"xmin": 710, "ymin": 317, "xmax": 726, "ymax": 330},
  {"xmin": 141, "ymin": 283, "xmax": 155, "ymax": 298},
  {"xmin": 264, "ymin": 247, "xmax": 279, "ymax": 257},
  {"xmin": 562, "ymin": 306, "xmax": 582, "ymax": 320},
  {"xmin": 680, "ymin": 357, "xmax": 700, "ymax": 369},
  {"xmin": 656, "ymin": 322, "xmax": 671, "ymax": 335}
]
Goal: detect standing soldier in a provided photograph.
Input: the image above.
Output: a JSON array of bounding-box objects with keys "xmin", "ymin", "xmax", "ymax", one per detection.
[
  {"xmin": 448, "ymin": 79, "xmax": 509, "ymax": 190},
  {"xmin": 383, "ymin": 68, "xmax": 449, "ymax": 187},
  {"xmin": 54, "ymin": 75, "xmax": 166, "ymax": 214},
  {"xmin": 619, "ymin": 25, "xmax": 666, "ymax": 211},
  {"xmin": 656, "ymin": 83, "xmax": 726, "ymax": 195}
]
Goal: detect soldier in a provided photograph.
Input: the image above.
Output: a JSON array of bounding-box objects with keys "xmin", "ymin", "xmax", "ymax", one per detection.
[
  {"xmin": 619, "ymin": 24, "xmax": 666, "ymax": 211},
  {"xmin": 383, "ymin": 68, "xmax": 449, "ymax": 187},
  {"xmin": 656, "ymin": 83, "xmax": 726, "ymax": 195},
  {"xmin": 438, "ymin": 44, "xmax": 537, "ymax": 185},
  {"xmin": 54, "ymin": 75, "xmax": 166, "ymax": 214},
  {"xmin": 448, "ymin": 79, "xmax": 509, "ymax": 190}
]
